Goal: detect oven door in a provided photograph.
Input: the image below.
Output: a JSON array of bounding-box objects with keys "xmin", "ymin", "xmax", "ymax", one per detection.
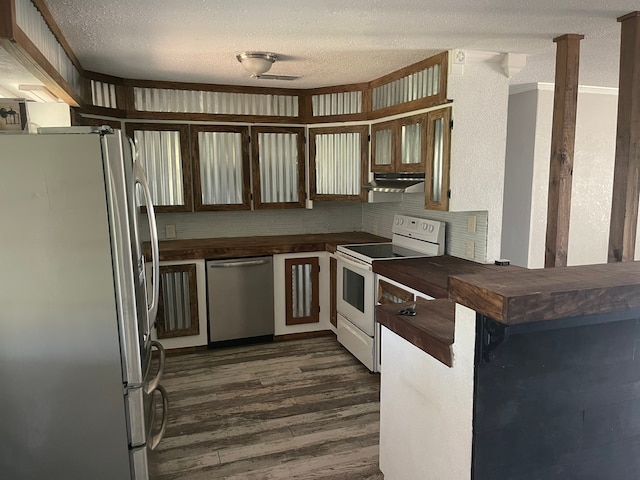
[{"xmin": 336, "ymin": 254, "xmax": 375, "ymax": 336}]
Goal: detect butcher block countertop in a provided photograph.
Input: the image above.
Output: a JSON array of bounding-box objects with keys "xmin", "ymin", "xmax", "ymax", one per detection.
[
  {"xmin": 372, "ymin": 255, "xmax": 522, "ymax": 299},
  {"xmin": 375, "ymin": 257, "xmax": 640, "ymax": 361},
  {"xmin": 449, "ymin": 261, "xmax": 640, "ymax": 325},
  {"xmin": 146, "ymin": 232, "xmax": 389, "ymax": 261},
  {"xmin": 377, "ymin": 298, "xmax": 455, "ymax": 367}
]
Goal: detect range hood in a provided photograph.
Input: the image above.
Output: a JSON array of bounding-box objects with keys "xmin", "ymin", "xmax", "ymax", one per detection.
[{"xmin": 363, "ymin": 173, "xmax": 425, "ymax": 193}]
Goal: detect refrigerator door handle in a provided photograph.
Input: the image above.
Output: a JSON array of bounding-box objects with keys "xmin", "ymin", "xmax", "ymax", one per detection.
[
  {"xmin": 149, "ymin": 384, "xmax": 169, "ymax": 451},
  {"xmin": 133, "ymin": 157, "xmax": 160, "ymax": 328},
  {"xmin": 144, "ymin": 340, "xmax": 165, "ymax": 394}
]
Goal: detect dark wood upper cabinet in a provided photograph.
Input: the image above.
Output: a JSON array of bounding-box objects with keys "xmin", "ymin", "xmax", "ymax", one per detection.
[
  {"xmin": 425, "ymin": 108, "xmax": 452, "ymax": 211},
  {"xmin": 125, "ymin": 123, "xmax": 192, "ymax": 213},
  {"xmin": 251, "ymin": 126, "xmax": 306, "ymax": 210},
  {"xmin": 309, "ymin": 125, "xmax": 368, "ymax": 202},
  {"xmin": 190, "ymin": 125, "xmax": 251, "ymax": 211},
  {"xmin": 371, "ymin": 113, "xmax": 427, "ymax": 174}
]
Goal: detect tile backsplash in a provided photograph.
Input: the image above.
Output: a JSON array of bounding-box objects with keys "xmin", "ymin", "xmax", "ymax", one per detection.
[
  {"xmin": 363, "ymin": 194, "xmax": 489, "ymax": 262},
  {"xmin": 147, "ymin": 195, "xmax": 489, "ymax": 262},
  {"xmin": 151, "ymin": 202, "xmax": 363, "ymax": 240}
]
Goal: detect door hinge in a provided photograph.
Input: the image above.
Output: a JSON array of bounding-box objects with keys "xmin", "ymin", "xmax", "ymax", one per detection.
[
  {"xmin": 447, "ymin": 189, "xmax": 451, "ymax": 199},
  {"xmin": 368, "ymin": 134, "xmax": 371, "ymax": 142},
  {"xmin": 450, "ymin": 119, "xmax": 454, "ymax": 130}
]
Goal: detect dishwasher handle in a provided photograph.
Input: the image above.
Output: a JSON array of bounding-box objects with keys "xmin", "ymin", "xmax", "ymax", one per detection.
[{"xmin": 209, "ymin": 259, "xmax": 271, "ymax": 268}]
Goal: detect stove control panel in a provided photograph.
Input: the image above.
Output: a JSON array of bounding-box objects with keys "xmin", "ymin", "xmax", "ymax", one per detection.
[{"xmin": 392, "ymin": 214, "xmax": 445, "ymax": 245}]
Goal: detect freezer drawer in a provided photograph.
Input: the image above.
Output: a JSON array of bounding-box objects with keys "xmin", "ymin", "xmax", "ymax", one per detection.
[{"xmin": 207, "ymin": 256, "xmax": 275, "ymax": 345}]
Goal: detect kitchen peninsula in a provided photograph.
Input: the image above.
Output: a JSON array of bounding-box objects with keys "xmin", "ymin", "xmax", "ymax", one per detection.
[{"xmin": 375, "ymin": 259, "xmax": 640, "ymax": 480}]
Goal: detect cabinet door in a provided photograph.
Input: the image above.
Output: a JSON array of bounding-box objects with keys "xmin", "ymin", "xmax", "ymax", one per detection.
[
  {"xmin": 371, "ymin": 120, "xmax": 396, "ymax": 173},
  {"xmin": 330, "ymin": 256, "xmax": 337, "ymax": 327},
  {"xmin": 191, "ymin": 125, "xmax": 251, "ymax": 211},
  {"xmin": 397, "ymin": 113, "xmax": 427, "ymax": 173},
  {"xmin": 309, "ymin": 125, "xmax": 368, "ymax": 201},
  {"xmin": 425, "ymin": 108, "xmax": 451, "ymax": 211},
  {"xmin": 285, "ymin": 257, "xmax": 320, "ymax": 325},
  {"xmin": 125, "ymin": 123, "xmax": 192, "ymax": 212},
  {"xmin": 377, "ymin": 278, "xmax": 414, "ymax": 304},
  {"xmin": 251, "ymin": 126, "xmax": 306, "ymax": 209},
  {"xmin": 156, "ymin": 264, "xmax": 200, "ymax": 338}
]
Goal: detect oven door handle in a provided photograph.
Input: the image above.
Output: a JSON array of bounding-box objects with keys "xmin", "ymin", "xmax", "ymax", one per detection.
[{"xmin": 336, "ymin": 252, "xmax": 373, "ymax": 272}]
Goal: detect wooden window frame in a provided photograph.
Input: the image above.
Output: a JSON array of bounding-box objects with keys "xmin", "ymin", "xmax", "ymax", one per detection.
[
  {"xmin": 156, "ymin": 263, "xmax": 200, "ymax": 338},
  {"xmin": 125, "ymin": 123, "xmax": 193, "ymax": 213},
  {"xmin": 285, "ymin": 257, "xmax": 320, "ymax": 326},
  {"xmin": 425, "ymin": 107, "xmax": 452, "ymax": 211},
  {"xmin": 309, "ymin": 125, "xmax": 368, "ymax": 202},
  {"xmin": 191, "ymin": 124, "xmax": 251, "ymax": 211},
  {"xmin": 251, "ymin": 126, "xmax": 306, "ymax": 210}
]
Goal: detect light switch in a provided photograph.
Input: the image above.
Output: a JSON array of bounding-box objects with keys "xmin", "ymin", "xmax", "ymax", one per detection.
[{"xmin": 165, "ymin": 224, "xmax": 176, "ymax": 239}]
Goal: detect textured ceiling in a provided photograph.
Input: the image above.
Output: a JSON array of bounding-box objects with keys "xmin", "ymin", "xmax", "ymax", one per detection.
[{"xmin": 28, "ymin": 1, "xmax": 640, "ymax": 89}]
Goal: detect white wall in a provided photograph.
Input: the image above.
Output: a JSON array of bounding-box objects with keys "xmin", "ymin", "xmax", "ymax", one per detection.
[
  {"xmin": 379, "ymin": 304, "xmax": 476, "ymax": 479},
  {"xmin": 447, "ymin": 58, "xmax": 510, "ymax": 263},
  {"xmin": 502, "ymin": 84, "xmax": 638, "ymax": 267},
  {"xmin": 501, "ymin": 90, "xmax": 538, "ymax": 267}
]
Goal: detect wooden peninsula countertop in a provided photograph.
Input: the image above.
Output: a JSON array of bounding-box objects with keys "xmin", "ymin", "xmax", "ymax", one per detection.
[
  {"xmin": 374, "ymin": 256, "xmax": 640, "ymax": 363},
  {"xmin": 449, "ymin": 260, "xmax": 640, "ymax": 325},
  {"xmin": 372, "ymin": 255, "xmax": 521, "ymax": 299},
  {"xmin": 146, "ymin": 232, "xmax": 389, "ymax": 261}
]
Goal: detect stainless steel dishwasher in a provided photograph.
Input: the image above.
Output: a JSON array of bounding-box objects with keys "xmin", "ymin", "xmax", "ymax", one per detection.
[{"xmin": 206, "ymin": 256, "xmax": 274, "ymax": 347}]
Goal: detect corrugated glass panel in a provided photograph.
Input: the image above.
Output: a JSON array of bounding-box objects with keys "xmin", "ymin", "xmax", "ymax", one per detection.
[
  {"xmin": 15, "ymin": 0, "xmax": 82, "ymax": 97},
  {"xmin": 401, "ymin": 122, "xmax": 422, "ymax": 166},
  {"xmin": 372, "ymin": 64, "xmax": 441, "ymax": 110},
  {"xmin": 161, "ymin": 271, "xmax": 191, "ymax": 331},
  {"xmin": 198, "ymin": 131, "xmax": 244, "ymax": 205},
  {"xmin": 374, "ymin": 128, "xmax": 393, "ymax": 167},
  {"xmin": 258, "ymin": 133, "xmax": 299, "ymax": 203},
  {"xmin": 431, "ymin": 117, "xmax": 444, "ymax": 202},
  {"xmin": 311, "ymin": 91, "xmax": 362, "ymax": 116},
  {"xmin": 90, "ymin": 80, "xmax": 117, "ymax": 108},
  {"xmin": 291, "ymin": 264, "xmax": 312, "ymax": 318},
  {"xmin": 133, "ymin": 87, "xmax": 298, "ymax": 116},
  {"xmin": 133, "ymin": 130, "xmax": 184, "ymax": 206},
  {"xmin": 315, "ymin": 132, "xmax": 361, "ymax": 195}
]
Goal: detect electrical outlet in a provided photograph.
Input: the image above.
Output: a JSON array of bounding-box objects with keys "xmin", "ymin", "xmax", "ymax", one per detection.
[
  {"xmin": 467, "ymin": 215, "xmax": 477, "ymax": 233},
  {"xmin": 165, "ymin": 224, "xmax": 176, "ymax": 239},
  {"xmin": 466, "ymin": 240, "xmax": 475, "ymax": 259}
]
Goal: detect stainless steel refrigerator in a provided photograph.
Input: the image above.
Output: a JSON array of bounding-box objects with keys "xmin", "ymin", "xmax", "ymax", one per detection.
[{"xmin": 0, "ymin": 126, "xmax": 167, "ymax": 479}]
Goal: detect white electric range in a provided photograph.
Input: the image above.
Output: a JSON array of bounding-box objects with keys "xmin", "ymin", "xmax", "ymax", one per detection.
[{"xmin": 335, "ymin": 214, "xmax": 445, "ymax": 372}]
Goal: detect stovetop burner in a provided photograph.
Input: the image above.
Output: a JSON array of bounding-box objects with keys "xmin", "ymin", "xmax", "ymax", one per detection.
[
  {"xmin": 341, "ymin": 243, "xmax": 431, "ymax": 260},
  {"xmin": 337, "ymin": 214, "xmax": 446, "ymax": 264}
]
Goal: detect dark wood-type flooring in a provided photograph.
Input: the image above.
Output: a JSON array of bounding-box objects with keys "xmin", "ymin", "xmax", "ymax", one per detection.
[{"xmin": 148, "ymin": 336, "xmax": 383, "ymax": 479}]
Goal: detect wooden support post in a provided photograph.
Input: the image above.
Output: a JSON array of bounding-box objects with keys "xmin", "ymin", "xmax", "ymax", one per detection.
[
  {"xmin": 608, "ymin": 12, "xmax": 640, "ymax": 262},
  {"xmin": 544, "ymin": 34, "xmax": 584, "ymax": 268}
]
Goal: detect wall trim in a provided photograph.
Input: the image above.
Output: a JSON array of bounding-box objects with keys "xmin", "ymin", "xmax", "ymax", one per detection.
[{"xmin": 510, "ymin": 82, "xmax": 619, "ymax": 96}]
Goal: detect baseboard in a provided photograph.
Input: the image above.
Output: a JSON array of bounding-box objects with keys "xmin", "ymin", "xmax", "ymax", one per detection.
[
  {"xmin": 274, "ymin": 330, "xmax": 337, "ymax": 342},
  {"xmin": 163, "ymin": 345, "xmax": 209, "ymax": 356}
]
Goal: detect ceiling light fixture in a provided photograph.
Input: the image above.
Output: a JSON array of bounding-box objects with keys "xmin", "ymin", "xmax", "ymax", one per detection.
[{"xmin": 236, "ymin": 52, "xmax": 277, "ymax": 77}]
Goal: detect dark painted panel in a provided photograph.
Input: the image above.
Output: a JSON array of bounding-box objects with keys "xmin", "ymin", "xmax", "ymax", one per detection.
[{"xmin": 473, "ymin": 315, "xmax": 640, "ymax": 479}]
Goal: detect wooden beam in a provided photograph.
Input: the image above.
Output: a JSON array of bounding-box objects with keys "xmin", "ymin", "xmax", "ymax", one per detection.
[
  {"xmin": 545, "ymin": 34, "xmax": 584, "ymax": 268},
  {"xmin": 608, "ymin": 12, "xmax": 640, "ymax": 262},
  {"xmin": 0, "ymin": 0, "xmax": 16, "ymax": 39}
]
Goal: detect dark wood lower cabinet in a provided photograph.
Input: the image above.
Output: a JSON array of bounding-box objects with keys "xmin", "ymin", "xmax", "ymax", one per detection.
[
  {"xmin": 473, "ymin": 311, "xmax": 640, "ymax": 480},
  {"xmin": 157, "ymin": 263, "xmax": 200, "ymax": 338},
  {"xmin": 284, "ymin": 256, "xmax": 320, "ymax": 326},
  {"xmin": 330, "ymin": 256, "xmax": 337, "ymax": 327}
]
